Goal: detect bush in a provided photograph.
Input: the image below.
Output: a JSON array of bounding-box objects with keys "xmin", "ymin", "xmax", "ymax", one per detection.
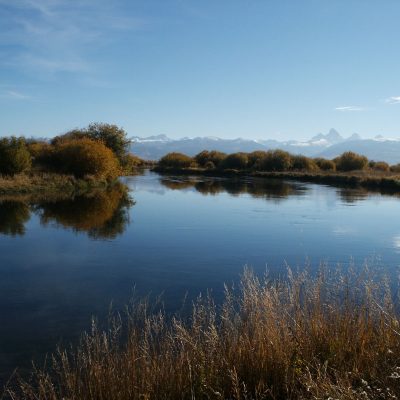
[
  {"xmin": 53, "ymin": 123, "xmax": 130, "ymax": 161},
  {"xmin": 258, "ymin": 150, "xmax": 292, "ymax": 171},
  {"xmin": 204, "ymin": 161, "xmax": 215, "ymax": 169},
  {"xmin": 220, "ymin": 152, "xmax": 248, "ymax": 170},
  {"xmin": 120, "ymin": 154, "xmax": 145, "ymax": 174},
  {"xmin": 49, "ymin": 138, "xmax": 120, "ymax": 179},
  {"xmin": 194, "ymin": 150, "xmax": 226, "ymax": 167},
  {"xmin": 390, "ymin": 163, "xmax": 400, "ymax": 173},
  {"xmin": 247, "ymin": 151, "xmax": 267, "ymax": 169},
  {"xmin": 334, "ymin": 151, "xmax": 368, "ymax": 172},
  {"xmin": 26, "ymin": 141, "xmax": 53, "ymax": 168},
  {"xmin": 291, "ymin": 155, "xmax": 318, "ymax": 171},
  {"xmin": 314, "ymin": 158, "xmax": 336, "ymax": 171},
  {"xmin": 0, "ymin": 137, "xmax": 32, "ymax": 175},
  {"xmin": 158, "ymin": 152, "xmax": 193, "ymax": 168},
  {"xmin": 372, "ymin": 161, "xmax": 390, "ymax": 172}
]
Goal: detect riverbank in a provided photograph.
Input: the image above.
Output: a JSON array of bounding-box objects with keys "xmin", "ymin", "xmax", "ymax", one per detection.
[
  {"xmin": 4, "ymin": 268, "xmax": 400, "ymax": 400},
  {"xmin": 154, "ymin": 166, "xmax": 400, "ymax": 193},
  {"xmin": 0, "ymin": 173, "xmax": 114, "ymax": 195}
]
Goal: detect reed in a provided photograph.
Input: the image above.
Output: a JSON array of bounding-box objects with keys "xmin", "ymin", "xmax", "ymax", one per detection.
[{"xmin": 4, "ymin": 268, "xmax": 400, "ymax": 399}]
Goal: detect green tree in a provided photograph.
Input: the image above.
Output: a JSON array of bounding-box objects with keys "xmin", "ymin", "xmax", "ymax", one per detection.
[{"xmin": 0, "ymin": 137, "xmax": 32, "ymax": 175}]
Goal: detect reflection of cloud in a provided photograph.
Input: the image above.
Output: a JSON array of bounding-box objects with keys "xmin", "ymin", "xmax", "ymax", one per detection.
[
  {"xmin": 332, "ymin": 226, "xmax": 356, "ymax": 236},
  {"xmin": 393, "ymin": 235, "xmax": 400, "ymax": 249}
]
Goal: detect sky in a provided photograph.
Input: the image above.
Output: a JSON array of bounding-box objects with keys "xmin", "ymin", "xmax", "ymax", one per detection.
[{"xmin": 0, "ymin": 0, "xmax": 399, "ymax": 141}]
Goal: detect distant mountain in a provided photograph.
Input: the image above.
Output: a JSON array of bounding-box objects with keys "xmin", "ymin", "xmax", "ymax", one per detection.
[
  {"xmin": 130, "ymin": 129, "xmax": 400, "ymax": 164},
  {"xmin": 318, "ymin": 139, "xmax": 400, "ymax": 164}
]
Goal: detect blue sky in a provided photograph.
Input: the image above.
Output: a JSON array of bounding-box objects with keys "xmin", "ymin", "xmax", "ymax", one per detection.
[{"xmin": 0, "ymin": 0, "xmax": 399, "ymax": 140}]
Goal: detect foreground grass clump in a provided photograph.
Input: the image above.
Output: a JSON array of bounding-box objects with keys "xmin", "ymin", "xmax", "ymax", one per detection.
[{"xmin": 5, "ymin": 269, "xmax": 400, "ymax": 400}]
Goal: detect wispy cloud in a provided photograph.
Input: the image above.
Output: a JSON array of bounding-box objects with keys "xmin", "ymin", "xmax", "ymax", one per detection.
[
  {"xmin": 385, "ymin": 96, "xmax": 400, "ymax": 104},
  {"xmin": 335, "ymin": 106, "xmax": 364, "ymax": 112},
  {"xmin": 0, "ymin": 0, "xmax": 146, "ymax": 77},
  {"xmin": 0, "ymin": 89, "xmax": 31, "ymax": 100}
]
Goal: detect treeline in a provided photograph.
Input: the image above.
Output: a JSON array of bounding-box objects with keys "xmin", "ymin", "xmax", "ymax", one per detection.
[
  {"xmin": 158, "ymin": 149, "xmax": 400, "ymax": 173},
  {"xmin": 0, "ymin": 123, "xmax": 146, "ymax": 179}
]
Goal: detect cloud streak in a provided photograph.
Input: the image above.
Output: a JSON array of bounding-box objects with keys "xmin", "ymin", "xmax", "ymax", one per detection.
[
  {"xmin": 335, "ymin": 106, "xmax": 364, "ymax": 112},
  {"xmin": 385, "ymin": 96, "xmax": 400, "ymax": 104},
  {"xmin": 0, "ymin": 0, "xmax": 146, "ymax": 77},
  {"xmin": 0, "ymin": 89, "xmax": 31, "ymax": 100}
]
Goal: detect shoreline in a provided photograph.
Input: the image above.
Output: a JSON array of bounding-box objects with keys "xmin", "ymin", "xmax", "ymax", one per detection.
[
  {"xmin": 0, "ymin": 173, "xmax": 114, "ymax": 196},
  {"xmin": 153, "ymin": 166, "xmax": 400, "ymax": 193}
]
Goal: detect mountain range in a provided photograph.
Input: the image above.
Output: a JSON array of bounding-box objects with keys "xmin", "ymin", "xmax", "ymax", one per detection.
[{"xmin": 130, "ymin": 129, "xmax": 400, "ymax": 164}]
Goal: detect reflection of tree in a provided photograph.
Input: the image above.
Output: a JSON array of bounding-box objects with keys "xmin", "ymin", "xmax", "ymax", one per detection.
[
  {"xmin": 37, "ymin": 183, "xmax": 134, "ymax": 239},
  {"xmin": 0, "ymin": 201, "xmax": 30, "ymax": 236},
  {"xmin": 159, "ymin": 178, "xmax": 196, "ymax": 191},
  {"xmin": 337, "ymin": 188, "xmax": 368, "ymax": 204},
  {"xmin": 160, "ymin": 177, "xmax": 306, "ymax": 202}
]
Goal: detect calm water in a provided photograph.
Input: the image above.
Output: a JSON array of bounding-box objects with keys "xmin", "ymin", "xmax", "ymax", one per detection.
[{"xmin": 1, "ymin": 171, "xmax": 400, "ymax": 382}]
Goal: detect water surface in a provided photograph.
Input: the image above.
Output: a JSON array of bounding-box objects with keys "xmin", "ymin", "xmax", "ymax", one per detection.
[{"xmin": 1, "ymin": 172, "xmax": 400, "ymax": 382}]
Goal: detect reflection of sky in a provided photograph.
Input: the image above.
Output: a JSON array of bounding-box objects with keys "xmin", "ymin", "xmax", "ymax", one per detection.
[
  {"xmin": 1, "ymin": 172, "xmax": 400, "ymax": 383},
  {"xmin": 393, "ymin": 236, "xmax": 400, "ymax": 250}
]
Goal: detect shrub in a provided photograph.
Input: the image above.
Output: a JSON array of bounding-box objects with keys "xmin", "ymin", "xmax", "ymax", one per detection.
[
  {"xmin": 158, "ymin": 152, "xmax": 193, "ymax": 168},
  {"xmin": 26, "ymin": 141, "xmax": 53, "ymax": 169},
  {"xmin": 0, "ymin": 137, "xmax": 32, "ymax": 175},
  {"xmin": 204, "ymin": 161, "xmax": 215, "ymax": 169},
  {"xmin": 372, "ymin": 161, "xmax": 390, "ymax": 172},
  {"xmin": 49, "ymin": 138, "xmax": 120, "ymax": 179},
  {"xmin": 220, "ymin": 152, "xmax": 248, "ymax": 170},
  {"xmin": 247, "ymin": 151, "xmax": 267, "ymax": 169},
  {"xmin": 291, "ymin": 155, "xmax": 318, "ymax": 171},
  {"xmin": 194, "ymin": 150, "xmax": 211, "ymax": 166},
  {"xmin": 334, "ymin": 151, "xmax": 368, "ymax": 171},
  {"xmin": 258, "ymin": 150, "xmax": 292, "ymax": 171},
  {"xmin": 52, "ymin": 123, "xmax": 130, "ymax": 161},
  {"xmin": 390, "ymin": 163, "xmax": 400, "ymax": 173},
  {"xmin": 194, "ymin": 150, "xmax": 226, "ymax": 167},
  {"xmin": 314, "ymin": 157, "xmax": 336, "ymax": 171},
  {"xmin": 120, "ymin": 154, "xmax": 145, "ymax": 174}
]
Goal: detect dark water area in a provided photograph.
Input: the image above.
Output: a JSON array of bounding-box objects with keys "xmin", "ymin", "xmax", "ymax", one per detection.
[{"xmin": 1, "ymin": 172, "xmax": 400, "ymax": 384}]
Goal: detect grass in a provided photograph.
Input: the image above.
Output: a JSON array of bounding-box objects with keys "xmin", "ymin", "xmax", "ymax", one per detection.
[
  {"xmin": 3, "ymin": 267, "xmax": 400, "ymax": 399},
  {"xmin": 0, "ymin": 173, "xmax": 113, "ymax": 195},
  {"xmin": 154, "ymin": 166, "xmax": 400, "ymax": 193}
]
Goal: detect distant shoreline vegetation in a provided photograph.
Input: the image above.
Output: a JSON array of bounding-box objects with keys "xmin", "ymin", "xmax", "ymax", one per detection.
[
  {"xmin": 154, "ymin": 150, "xmax": 400, "ymax": 192},
  {"xmin": 0, "ymin": 123, "xmax": 150, "ymax": 195}
]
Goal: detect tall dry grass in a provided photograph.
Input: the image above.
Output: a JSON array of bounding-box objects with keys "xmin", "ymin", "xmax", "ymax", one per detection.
[{"xmin": 4, "ymin": 268, "xmax": 400, "ymax": 399}]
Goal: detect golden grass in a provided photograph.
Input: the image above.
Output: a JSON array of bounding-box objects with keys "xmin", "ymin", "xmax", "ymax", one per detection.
[
  {"xmin": 3, "ymin": 268, "xmax": 400, "ymax": 399},
  {"xmin": 0, "ymin": 173, "xmax": 110, "ymax": 195}
]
